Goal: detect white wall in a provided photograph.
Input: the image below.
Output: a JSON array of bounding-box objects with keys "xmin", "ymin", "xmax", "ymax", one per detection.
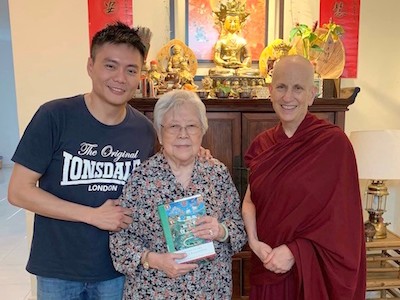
[
  {"xmin": 134, "ymin": 0, "xmax": 171, "ymax": 62},
  {"xmin": 345, "ymin": 0, "xmax": 400, "ymax": 131},
  {"xmin": 8, "ymin": 0, "xmax": 400, "ymax": 232},
  {"xmin": 8, "ymin": 0, "xmax": 91, "ymax": 134}
]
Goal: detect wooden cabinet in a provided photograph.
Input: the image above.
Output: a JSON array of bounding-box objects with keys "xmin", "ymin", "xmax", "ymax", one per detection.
[
  {"xmin": 129, "ymin": 88, "xmax": 358, "ymax": 199},
  {"xmin": 203, "ymin": 112, "xmax": 242, "ymax": 195},
  {"xmin": 128, "ymin": 87, "xmax": 358, "ymax": 299}
]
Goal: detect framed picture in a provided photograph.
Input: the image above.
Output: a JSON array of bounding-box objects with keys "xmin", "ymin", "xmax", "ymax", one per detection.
[{"xmin": 183, "ymin": 0, "xmax": 268, "ymax": 63}]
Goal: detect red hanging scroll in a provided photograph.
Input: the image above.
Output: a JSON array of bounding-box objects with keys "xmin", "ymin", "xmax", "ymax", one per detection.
[
  {"xmin": 320, "ymin": 0, "xmax": 360, "ymax": 78},
  {"xmin": 88, "ymin": 0, "xmax": 133, "ymax": 46}
]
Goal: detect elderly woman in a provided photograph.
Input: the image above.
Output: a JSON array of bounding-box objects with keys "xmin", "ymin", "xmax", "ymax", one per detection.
[{"xmin": 110, "ymin": 90, "xmax": 247, "ymax": 299}]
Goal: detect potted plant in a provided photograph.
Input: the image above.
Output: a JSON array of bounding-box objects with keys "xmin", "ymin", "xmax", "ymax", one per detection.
[
  {"xmin": 289, "ymin": 22, "xmax": 323, "ymax": 60},
  {"xmin": 215, "ymin": 81, "xmax": 231, "ymax": 98}
]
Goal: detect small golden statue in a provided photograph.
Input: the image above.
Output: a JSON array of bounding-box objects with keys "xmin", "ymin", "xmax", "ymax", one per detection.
[
  {"xmin": 148, "ymin": 60, "xmax": 165, "ymax": 86},
  {"xmin": 229, "ymin": 79, "xmax": 241, "ymax": 98},
  {"xmin": 155, "ymin": 39, "xmax": 198, "ymax": 91},
  {"xmin": 259, "ymin": 39, "xmax": 293, "ymax": 81},
  {"xmin": 178, "ymin": 60, "xmax": 197, "ymax": 88},
  {"xmin": 209, "ymin": 0, "xmax": 259, "ymax": 77},
  {"xmin": 167, "ymin": 44, "xmax": 186, "ymax": 74},
  {"xmin": 201, "ymin": 76, "xmax": 213, "ymax": 91}
]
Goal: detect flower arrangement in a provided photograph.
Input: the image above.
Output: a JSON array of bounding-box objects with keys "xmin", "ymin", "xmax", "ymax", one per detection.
[
  {"xmin": 320, "ymin": 20, "xmax": 344, "ymax": 42},
  {"xmin": 289, "ymin": 20, "xmax": 344, "ymax": 61}
]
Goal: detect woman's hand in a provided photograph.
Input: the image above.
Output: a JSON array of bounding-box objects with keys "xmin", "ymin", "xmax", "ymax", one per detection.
[
  {"xmin": 149, "ymin": 252, "xmax": 198, "ymax": 278},
  {"xmin": 263, "ymin": 244, "xmax": 294, "ymax": 274},
  {"xmin": 192, "ymin": 215, "xmax": 223, "ymax": 241}
]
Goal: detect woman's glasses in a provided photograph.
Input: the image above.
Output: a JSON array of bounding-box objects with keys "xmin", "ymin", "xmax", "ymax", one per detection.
[{"xmin": 161, "ymin": 124, "xmax": 201, "ymax": 135}]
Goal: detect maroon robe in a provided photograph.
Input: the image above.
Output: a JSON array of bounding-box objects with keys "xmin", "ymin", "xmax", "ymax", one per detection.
[{"xmin": 245, "ymin": 113, "xmax": 366, "ymax": 300}]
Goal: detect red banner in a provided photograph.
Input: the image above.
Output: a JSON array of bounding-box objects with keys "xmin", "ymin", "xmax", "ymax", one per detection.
[
  {"xmin": 320, "ymin": 0, "xmax": 360, "ymax": 78},
  {"xmin": 88, "ymin": 0, "xmax": 133, "ymax": 46}
]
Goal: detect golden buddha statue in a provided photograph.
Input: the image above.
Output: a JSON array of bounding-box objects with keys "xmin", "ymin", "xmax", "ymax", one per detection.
[
  {"xmin": 209, "ymin": 0, "xmax": 259, "ymax": 77},
  {"xmin": 156, "ymin": 39, "xmax": 198, "ymax": 90},
  {"xmin": 167, "ymin": 44, "xmax": 186, "ymax": 74}
]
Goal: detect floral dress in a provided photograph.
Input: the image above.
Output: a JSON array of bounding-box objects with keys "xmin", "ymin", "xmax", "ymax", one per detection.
[{"xmin": 110, "ymin": 152, "xmax": 247, "ymax": 299}]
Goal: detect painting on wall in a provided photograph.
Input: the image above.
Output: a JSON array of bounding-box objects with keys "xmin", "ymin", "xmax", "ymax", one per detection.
[{"xmin": 186, "ymin": 0, "xmax": 268, "ymax": 62}]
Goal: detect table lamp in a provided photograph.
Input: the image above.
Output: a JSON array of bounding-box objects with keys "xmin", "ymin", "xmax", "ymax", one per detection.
[{"xmin": 350, "ymin": 130, "xmax": 400, "ymax": 239}]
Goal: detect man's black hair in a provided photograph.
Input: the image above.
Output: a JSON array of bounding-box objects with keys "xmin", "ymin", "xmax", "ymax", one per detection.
[{"xmin": 90, "ymin": 22, "xmax": 146, "ymax": 61}]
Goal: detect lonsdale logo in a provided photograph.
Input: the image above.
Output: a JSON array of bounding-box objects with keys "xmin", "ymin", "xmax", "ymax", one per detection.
[{"xmin": 60, "ymin": 143, "xmax": 141, "ymax": 189}]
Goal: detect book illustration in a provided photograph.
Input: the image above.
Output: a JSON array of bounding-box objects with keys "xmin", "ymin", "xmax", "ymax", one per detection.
[
  {"xmin": 158, "ymin": 194, "xmax": 216, "ymax": 264},
  {"xmin": 165, "ymin": 195, "xmax": 205, "ymax": 251}
]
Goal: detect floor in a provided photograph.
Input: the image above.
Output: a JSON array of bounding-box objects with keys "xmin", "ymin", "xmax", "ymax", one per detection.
[{"xmin": 0, "ymin": 166, "xmax": 32, "ymax": 299}]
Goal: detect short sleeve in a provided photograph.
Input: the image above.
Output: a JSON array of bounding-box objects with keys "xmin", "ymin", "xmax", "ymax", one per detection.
[{"xmin": 12, "ymin": 105, "xmax": 58, "ymax": 174}]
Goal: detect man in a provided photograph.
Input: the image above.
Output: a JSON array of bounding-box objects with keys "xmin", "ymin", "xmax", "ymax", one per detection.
[
  {"xmin": 242, "ymin": 55, "xmax": 366, "ymax": 299},
  {"xmin": 8, "ymin": 23, "xmax": 155, "ymax": 299}
]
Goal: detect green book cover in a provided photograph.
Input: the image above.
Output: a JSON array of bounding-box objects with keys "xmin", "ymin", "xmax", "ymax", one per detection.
[{"xmin": 158, "ymin": 194, "xmax": 216, "ymax": 263}]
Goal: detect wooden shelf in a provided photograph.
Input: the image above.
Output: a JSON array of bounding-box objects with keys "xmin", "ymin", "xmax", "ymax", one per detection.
[
  {"xmin": 366, "ymin": 230, "xmax": 400, "ymax": 295},
  {"xmin": 367, "ymin": 231, "xmax": 400, "ymax": 250}
]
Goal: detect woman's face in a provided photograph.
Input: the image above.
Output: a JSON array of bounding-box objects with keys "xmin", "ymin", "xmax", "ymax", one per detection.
[
  {"xmin": 269, "ymin": 58, "xmax": 315, "ymax": 134},
  {"xmin": 160, "ymin": 103, "xmax": 203, "ymax": 165}
]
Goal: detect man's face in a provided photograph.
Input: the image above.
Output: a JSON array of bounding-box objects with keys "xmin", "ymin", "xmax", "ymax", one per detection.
[
  {"xmin": 87, "ymin": 43, "xmax": 143, "ymax": 107},
  {"xmin": 269, "ymin": 59, "xmax": 316, "ymax": 132}
]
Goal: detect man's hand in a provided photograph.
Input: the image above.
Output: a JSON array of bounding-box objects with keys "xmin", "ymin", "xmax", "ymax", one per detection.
[
  {"xmin": 89, "ymin": 199, "xmax": 132, "ymax": 231},
  {"xmin": 197, "ymin": 146, "xmax": 213, "ymax": 161},
  {"xmin": 263, "ymin": 244, "xmax": 295, "ymax": 274}
]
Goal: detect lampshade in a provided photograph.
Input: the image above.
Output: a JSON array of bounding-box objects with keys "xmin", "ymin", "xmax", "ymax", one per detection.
[{"xmin": 349, "ymin": 130, "xmax": 400, "ymax": 180}]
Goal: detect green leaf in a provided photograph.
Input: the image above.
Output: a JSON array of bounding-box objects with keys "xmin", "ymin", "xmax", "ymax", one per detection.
[
  {"xmin": 289, "ymin": 28, "xmax": 299, "ymax": 41},
  {"xmin": 311, "ymin": 46, "xmax": 323, "ymax": 52}
]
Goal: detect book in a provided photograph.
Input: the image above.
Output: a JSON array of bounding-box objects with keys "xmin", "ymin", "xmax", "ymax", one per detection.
[{"xmin": 158, "ymin": 194, "xmax": 216, "ymax": 264}]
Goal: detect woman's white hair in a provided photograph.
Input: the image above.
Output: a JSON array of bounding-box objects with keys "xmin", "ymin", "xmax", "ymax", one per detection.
[{"xmin": 153, "ymin": 90, "xmax": 208, "ymax": 136}]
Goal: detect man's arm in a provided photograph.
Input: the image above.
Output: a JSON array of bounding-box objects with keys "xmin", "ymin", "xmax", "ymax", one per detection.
[
  {"xmin": 242, "ymin": 185, "xmax": 272, "ymax": 261},
  {"xmin": 8, "ymin": 163, "xmax": 132, "ymax": 231}
]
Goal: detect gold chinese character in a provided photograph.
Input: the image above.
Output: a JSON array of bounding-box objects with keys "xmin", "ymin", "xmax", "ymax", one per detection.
[
  {"xmin": 333, "ymin": 1, "xmax": 345, "ymax": 18},
  {"xmin": 104, "ymin": 1, "xmax": 116, "ymax": 14}
]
